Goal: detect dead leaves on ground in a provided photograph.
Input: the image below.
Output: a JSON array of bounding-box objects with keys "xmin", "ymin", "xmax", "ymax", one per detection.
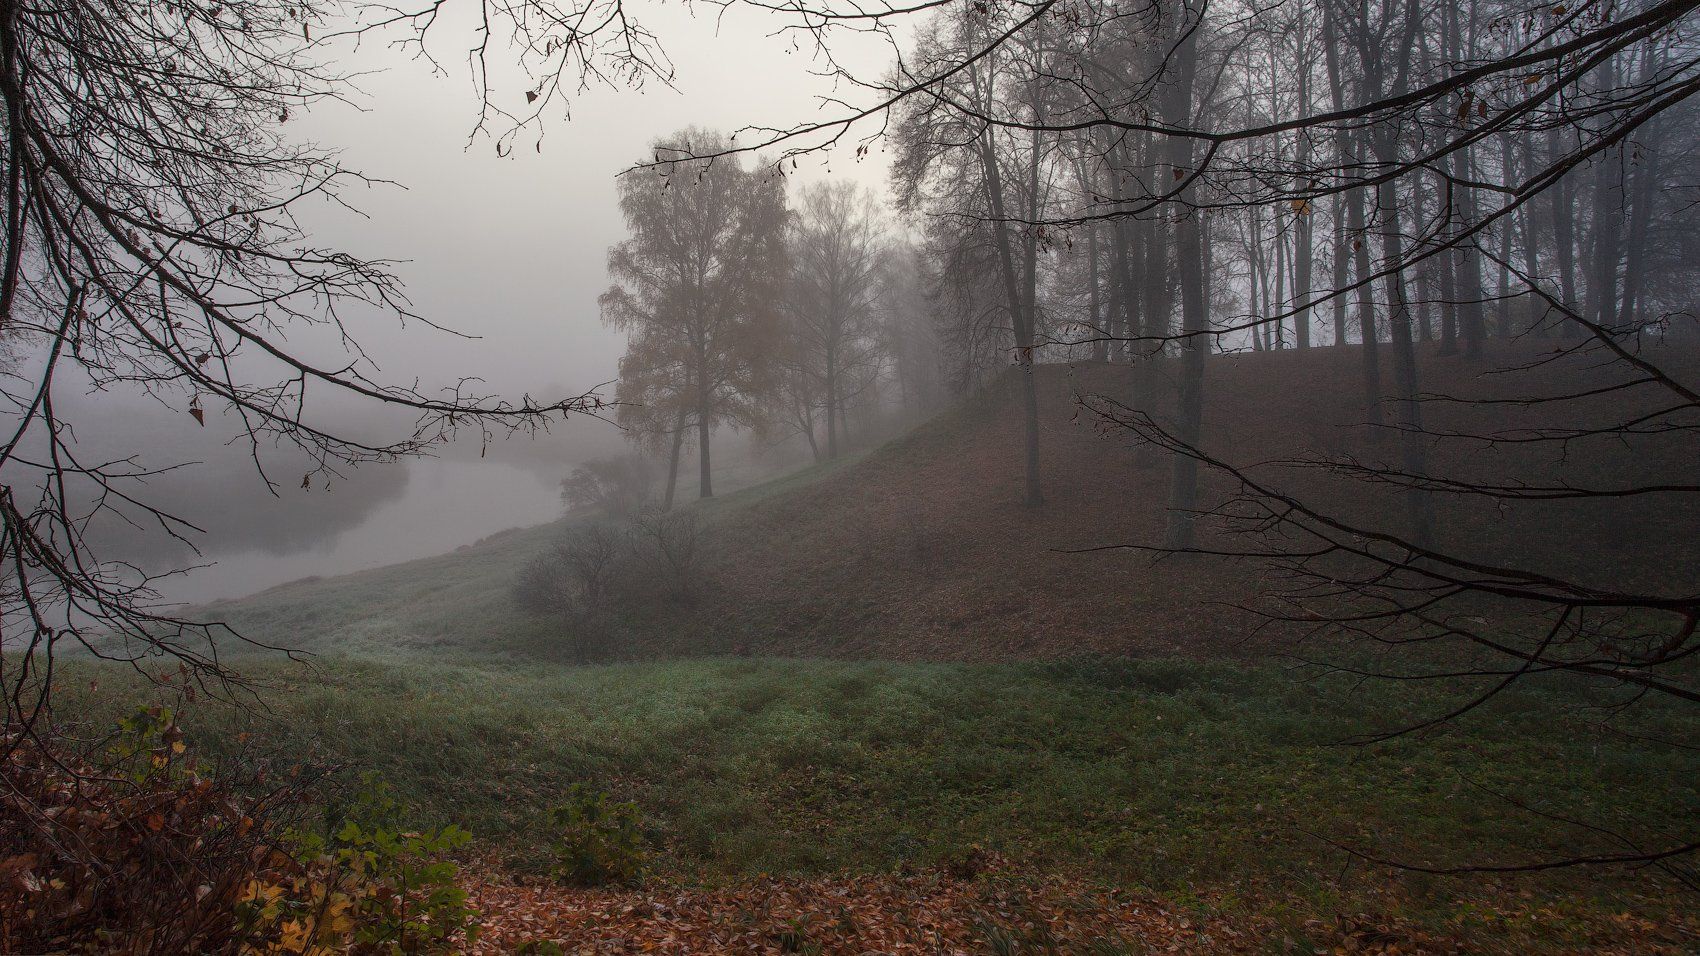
[
  {"xmin": 467, "ymin": 858, "xmax": 1246, "ymax": 955},
  {"xmin": 463, "ymin": 861, "xmax": 1697, "ymax": 955}
]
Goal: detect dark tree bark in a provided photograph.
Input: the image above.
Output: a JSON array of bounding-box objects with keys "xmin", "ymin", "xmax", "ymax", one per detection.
[
  {"xmin": 1365, "ymin": 0, "xmax": 1434, "ymax": 545},
  {"xmin": 1324, "ymin": 4, "xmax": 1385, "ymax": 429},
  {"xmin": 1550, "ymin": 128, "xmax": 1581, "ymax": 335},
  {"xmin": 1163, "ymin": 0, "xmax": 1206, "ymax": 548},
  {"xmin": 975, "ymin": 68, "xmax": 1044, "ymax": 507},
  {"xmin": 1586, "ymin": 55, "xmax": 1624, "ymax": 331},
  {"xmin": 663, "ymin": 410, "xmax": 687, "ymax": 511},
  {"xmin": 1292, "ymin": 10, "xmax": 1315, "ymax": 350},
  {"xmin": 697, "ymin": 392, "xmax": 714, "ymax": 498}
]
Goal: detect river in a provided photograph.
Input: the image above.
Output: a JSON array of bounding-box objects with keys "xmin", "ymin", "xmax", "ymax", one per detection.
[{"xmin": 152, "ymin": 458, "xmax": 561, "ymax": 606}]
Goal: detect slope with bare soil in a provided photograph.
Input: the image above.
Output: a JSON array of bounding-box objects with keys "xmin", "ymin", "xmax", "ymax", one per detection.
[
  {"xmin": 682, "ymin": 341, "xmax": 1700, "ymax": 661},
  {"xmin": 201, "ymin": 341, "xmax": 1700, "ymax": 662}
]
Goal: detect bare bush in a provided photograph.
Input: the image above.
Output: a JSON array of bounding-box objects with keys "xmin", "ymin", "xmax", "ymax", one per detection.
[
  {"xmin": 566, "ymin": 524, "xmax": 630, "ymax": 611},
  {"xmin": 513, "ymin": 523, "xmax": 634, "ymax": 660},
  {"xmin": 561, "ymin": 455, "xmax": 661, "ymax": 518},
  {"xmin": 0, "ymin": 713, "xmax": 314, "ymax": 955},
  {"xmin": 512, "ymin": 506, "xmax": 712, "ymax": 662},
  {"xmin": 515, "ymin": 524, "xmax": 629, "ymax": 617},
  {"xmin": 631, "ymin": 509, "xmax": 708, "ymax": 601}
]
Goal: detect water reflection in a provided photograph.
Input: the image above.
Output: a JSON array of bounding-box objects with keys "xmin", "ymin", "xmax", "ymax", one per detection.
[{"xmin": 155, "ymin": 458, "xmax": 559, "ymax": 606}]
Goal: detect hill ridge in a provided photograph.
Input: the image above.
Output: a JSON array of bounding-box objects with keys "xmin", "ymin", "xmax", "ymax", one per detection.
[{"xmin": 201, "ymin": 345, "xmax": 1700, "ymax": 662}]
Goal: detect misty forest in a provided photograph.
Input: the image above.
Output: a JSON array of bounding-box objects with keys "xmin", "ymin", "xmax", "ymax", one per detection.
[{"xmin": 4, "ymin": 0, "xmax": 1700, "ymax": 951}]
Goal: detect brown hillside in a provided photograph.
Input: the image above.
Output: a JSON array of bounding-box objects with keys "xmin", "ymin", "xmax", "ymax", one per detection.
[{"xmin": 698, "ymin": 341, "xmax": 1700, "ymax": 661}]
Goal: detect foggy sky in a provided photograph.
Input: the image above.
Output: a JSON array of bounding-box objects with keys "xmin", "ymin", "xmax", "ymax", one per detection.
[
  {"xmin": 296, "ymin": 2, "xmax": 894, "ymax": 403},
  {"xmin": 87, "ymin": 4, "xmax": 898, "ymax": 602}
]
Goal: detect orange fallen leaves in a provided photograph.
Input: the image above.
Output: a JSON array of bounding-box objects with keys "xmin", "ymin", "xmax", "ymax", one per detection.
[
  {"xmin": 466, "ymin": 858, "xmax": 1245, "ymax": 955},
  {"xmin": 460, "ymin": 861, "xmax": 1700, "ymax": 955}
]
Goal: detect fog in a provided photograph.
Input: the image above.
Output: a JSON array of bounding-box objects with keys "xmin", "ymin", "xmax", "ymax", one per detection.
[
  {"xmin": 13, "ymin": 0, "xmax": 1700, "ymax": 948},
  {"xmin": 78, "ymin": 2, "xmax": 891, "ymax": 603}
]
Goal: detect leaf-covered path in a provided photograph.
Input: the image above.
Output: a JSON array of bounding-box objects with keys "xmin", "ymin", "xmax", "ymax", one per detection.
[
  {"xmin": 462, "ymin": 859, "xmax": 1694, "ymax": 954},
  {"xmin": 466, "ymin": 863, "xmax": 1251, "ymax": 954}
]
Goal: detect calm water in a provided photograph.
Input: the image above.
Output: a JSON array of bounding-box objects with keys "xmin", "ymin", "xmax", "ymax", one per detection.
[{"xmin": 154, "ymin": 458, "xmax": 560, "ymax": 606}]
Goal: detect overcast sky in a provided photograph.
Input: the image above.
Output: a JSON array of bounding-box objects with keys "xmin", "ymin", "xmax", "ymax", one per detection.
[
  {"xmin": 79, "ymin": 5, "xmax": 902, "ymax": 600},
  {"xmin": 296, "ymin": 2, "xmax": 896, "ymax": 406}
]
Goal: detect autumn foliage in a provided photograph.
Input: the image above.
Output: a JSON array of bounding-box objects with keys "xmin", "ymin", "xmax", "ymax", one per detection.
[
  {"xmin": 0, "ymin": 713, "xmax": 477, "ymax": 955},
  {"xmin": 0, "ymin": 710, "xmax": 311, "ymax": 953}
]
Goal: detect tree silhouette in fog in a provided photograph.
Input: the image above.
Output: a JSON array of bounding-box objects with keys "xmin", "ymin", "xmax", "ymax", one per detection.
[{"xmin": 600, "ymin": 128, "xmax": 788, "ymax": 502}]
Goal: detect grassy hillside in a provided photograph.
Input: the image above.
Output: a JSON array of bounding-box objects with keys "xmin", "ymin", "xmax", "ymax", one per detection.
[
  {"xmin": 67, "ymin": 343, "xmax": 1700, "ymax": 949},
  {"xmin": 192, "ymin": 449, "xmax": 870, "ymax": 660},
  {"xmin": 55, "ymin": 654, "xmax": 1700, "ymax": 950},
  {"xmin": 201, "ymin": 341, "xmax": 1700, "ymax": 664}
]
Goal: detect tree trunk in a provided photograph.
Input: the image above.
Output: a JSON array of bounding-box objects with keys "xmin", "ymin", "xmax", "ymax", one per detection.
[
  {"xmin": 695, "ymin": 344, "xmax": 714, "ymax": 499},
  {"xmin": 1140, "ymin": 211, "xmax": 1172, "ymax": 353},
  {"xmin": 975, "ymin": 93, "xmax": 1043, "ymax": 507},
  {"xmin": 1619, "ymin": 125, "xmax": 1659, "ymax": 330},
  {"xmin": 1247, "ymin": 213, "xmax": 1268, "ymax": 351},
  {"xmin": 662, "ymin": 411, "xmax": 686, "ymax": 512},
  {"xmin": 1018, "ymin": 110, "xmax": 1045, "ymax": 505},
  {"xmin": 1519, "ymin": 135, "xmax": 1545, "ymax": 337},
  {"xmin": 1617, "ymin": 48, "xmax": 1659, "ymax": 331},
  {"xmin": 1366, "ymin": 0, "xmax": 1432, "ymax": 542},
  {"xmin": 696, "ymin": 413, "xmax": 713, "ymax": 499},
  {"xmin": 1292, "ymin": 10, "xmax": 1314, "ymax": 350},
  {"xmin": 824, "ymin": 347, "xmax": 840, "ymax": 459},
  {"xmin": 1349, "ymin": 157, "xmax": 1385, "ymax": 432},
  {"xmin": 1447, "ymin": 0, "xmax": 1487, "ymax": 357},
  {"xmin": 1374, "ymin": 142, "xmax": 1434, "ymax": 546},
  {"xmin": 802, "ymin": 405, "xmax": 822, "ymax": 464},
  {"xmin": 1550, "ymin": 128, "xmax": 1581, "ymax": 335},
  {"xmin": 1496, "ymin": 132, "xmax": 1517, "ymax": 338},
  {"xmin": 1162, "ymin": 1, "xmax": 1205, "ymax": 547},
  {"xmin": 1437, "ymin": 224, "xmax": 1459, "ymax": 354},
  {"xmin": 1323, "ymin": 5, "xmax": 1384, "ymax": 429},
  {"xmin": 1087, "ymin": 223, "xmax": 1107, "ymax": 361},
  {"xmin": 1331, "ymin": 192, "xmax": 1349, "ymax": 347},
  {"xmin": 1168, "ymin": 203, "xmax": 1207, "ymax": 549},
  {"xmin": 1273, "ymin": 207, "xmax": 1287, "ymax": 348}
]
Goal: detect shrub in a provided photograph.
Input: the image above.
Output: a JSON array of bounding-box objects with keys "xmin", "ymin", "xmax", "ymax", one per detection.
[
  {"xmin": 265, "ymin": 774, "xmax": 478, "ymax": 955},
  {"xmin": 548, "ymin": 784, "xmax": 645, "ymax": 887},
  {"xmin": 1, "ymin": 712, "xmax": 480, "ymax": 956},
  {"xmin": 517, "ymin": 524, "xmax": 628, "ymax": 616},
  {"xmin": 513, "ymin": 547, "xmax": 578, "ymax": 620},
  {"xmin": 560, "ymin": 454, "xmax": 658, "ymax": 518},
  {"xmin": 514, "ymin": 523, "xmax": 631, "ymax": 660},
  {"xmin": 560, "ymin": 523, "xmax": 628, "ymax": 611},
  {"xmin": 630, "ymin": 508, "xmax": 708, "ymax": 600},
  {"xmin": 1, "ymin": 711, "xmax": 313, "ymax": 955}
]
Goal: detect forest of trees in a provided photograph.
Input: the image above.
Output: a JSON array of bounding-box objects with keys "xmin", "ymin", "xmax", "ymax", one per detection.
[
  {"xmin": 4, "ymin": 0, "xmax": 1700, "ymax": 948},
  {"xmin": 598, "ymin": 0, "xmax": 1700, "ymax": 537},
  {"xmin": 583, "ymin": 0, "xmax": 1700, "ymax": 877},
  {"xmin": 600, "ymin": 133, "xmax": 950, "ymax": 502}
]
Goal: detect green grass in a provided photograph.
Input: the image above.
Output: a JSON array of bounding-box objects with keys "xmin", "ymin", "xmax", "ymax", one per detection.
[
  {"xmin": 189, "ymin": 516, "xmax": 573, "ymax": 659},
  {"xmin": 178, "ymin": 368, "xmax": 1100, "ymax": 664},
  {"xmin": 54, "ymin": 653, "xmax": 1700, "ymax": 947}
]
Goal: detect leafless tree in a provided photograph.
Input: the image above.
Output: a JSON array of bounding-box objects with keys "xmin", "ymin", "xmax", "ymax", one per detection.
[
  {"xmin": 781, "ymin": 180, "xmax": 888, "ymax": 459},
  {"xmin": 630, "ymin": 507, "xmax": 706, "ymax": 600},
  {"xmin": 0, "ymin": 0, "xmax": 632, "ymax": 743}
]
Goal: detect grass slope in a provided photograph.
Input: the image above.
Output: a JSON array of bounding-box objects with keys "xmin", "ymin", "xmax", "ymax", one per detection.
[
  {"xmin": 204, "ymin": 342, "xmax": 1700, "ymax": 664},
  {"xmin": 79, "ymin": 344, "xmax": 1700, "ymax": 947},
  {"xmin": 58, "ymin": 654, "xmax": 1700, "ymax": 950},
  {"xmin": 195, "ymin": 447, "xmax": 873, "ymax": 661}
]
